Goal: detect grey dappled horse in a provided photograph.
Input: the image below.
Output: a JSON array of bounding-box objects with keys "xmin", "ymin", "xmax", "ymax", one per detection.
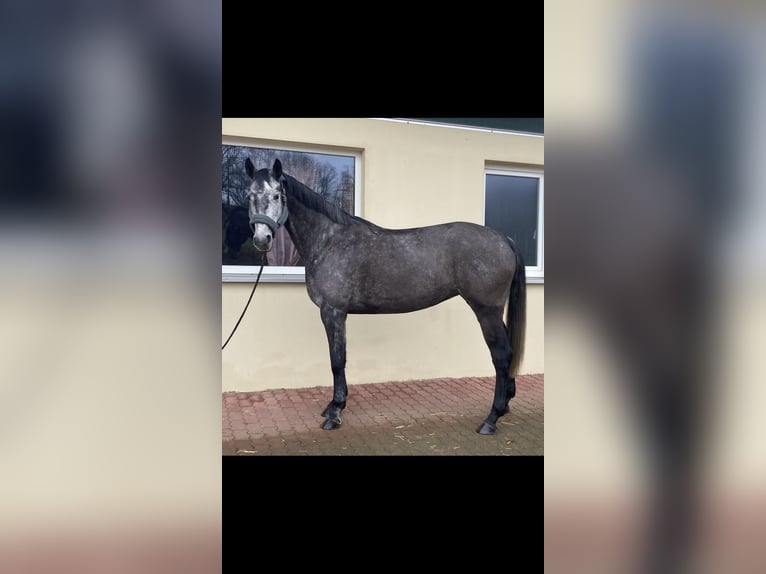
[{"xmin": 245, "ymin": 158, "xmax": 526, "ymax": 434}]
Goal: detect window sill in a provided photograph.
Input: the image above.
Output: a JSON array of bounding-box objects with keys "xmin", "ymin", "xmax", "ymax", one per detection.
[{"xmin": 222, "ymin": 265, "xmax": 306, "ymax": 283}]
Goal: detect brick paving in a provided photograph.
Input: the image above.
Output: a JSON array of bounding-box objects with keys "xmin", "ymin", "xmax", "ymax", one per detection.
[{"xmin": 222, "ymin": 374, "xmax": 543, "ymax": 455}]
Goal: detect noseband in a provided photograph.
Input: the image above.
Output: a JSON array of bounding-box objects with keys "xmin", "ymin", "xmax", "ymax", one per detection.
[{"xmin": 249, "ymin": 192, "xmax": 288, "ymax": 236}]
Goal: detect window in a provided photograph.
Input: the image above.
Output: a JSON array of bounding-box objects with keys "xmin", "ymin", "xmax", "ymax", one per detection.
[
  {"xmin": 222, "ymin": 139, "xmax": 362, "ymax": 282},
  {"xmin": 484, "ymin": 166, "xmax": 544, "ymax": 283}
]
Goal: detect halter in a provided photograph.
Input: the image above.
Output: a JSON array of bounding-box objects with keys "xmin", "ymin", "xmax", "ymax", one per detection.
[{"xmin": 249, "ymin": 188, "xmax": 289, "ymax": 236}]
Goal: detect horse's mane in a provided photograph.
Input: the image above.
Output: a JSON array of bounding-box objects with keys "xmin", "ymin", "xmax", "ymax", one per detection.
[{"xmin": 284, "ymin": 174, "xmax": 366, "ymax": 227}]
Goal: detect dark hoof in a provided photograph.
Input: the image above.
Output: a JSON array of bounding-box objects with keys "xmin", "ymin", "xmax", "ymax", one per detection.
[
  {"xmin": 477, "ymin": 422, "xmax": 497, "ymax": 435},
  {"xmin": 321, "ymin": 418, "xmax": 341, "ymax": 430},
  {"xmin": 321, "ymin": 404, "xmax": 345, "ymax": 418}
]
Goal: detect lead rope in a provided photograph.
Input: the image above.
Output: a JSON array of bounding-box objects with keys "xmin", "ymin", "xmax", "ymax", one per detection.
[{"xmin": 222, "ymin": 256, "xmax": 265, "ymax": 350}]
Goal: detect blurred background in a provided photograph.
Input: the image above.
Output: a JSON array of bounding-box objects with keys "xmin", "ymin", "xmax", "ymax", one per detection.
[
  {"xmin": 0, "ymin": 0, "xmax": 221, "ymax": 571},
  {"xmin": 5, "ymin": 0, "xmax": 766, "ymax": 570},
  {"xmin": 546, "ymin": 0, "xmax": 766, "ymax": 572}
]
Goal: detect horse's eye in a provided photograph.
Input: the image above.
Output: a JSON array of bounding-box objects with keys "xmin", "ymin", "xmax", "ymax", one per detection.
[{"xmin": 273, "ymin": 194, "xmax": 280, "ymax": 201}]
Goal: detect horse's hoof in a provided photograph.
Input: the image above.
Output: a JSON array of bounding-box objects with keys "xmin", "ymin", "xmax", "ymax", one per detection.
[
  {"xmin": 477, "ymin": 422, "xmax": 497, "ymax": 435},
  {"xmin": 322, "ymin": 403, "xmax": 345, "ymax": 418},
  {"xmin": 321, "ymin": 418, "xmax": 341, "ymax": 430}
]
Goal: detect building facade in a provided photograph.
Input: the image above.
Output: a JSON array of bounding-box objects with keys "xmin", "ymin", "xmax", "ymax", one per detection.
[{"xmin": 222, "ymin": 118, "xmax": 544, "ymax": 392}]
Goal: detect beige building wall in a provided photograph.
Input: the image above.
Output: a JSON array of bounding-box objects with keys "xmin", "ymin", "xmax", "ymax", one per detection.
[{"xmin": 222, "ymin": 118, "xmax": 544, "ymax": 392}]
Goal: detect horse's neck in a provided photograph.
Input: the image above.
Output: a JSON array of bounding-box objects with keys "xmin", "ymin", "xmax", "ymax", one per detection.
[{"xmin": 284, "ymin": 191, "xmax": 336, "ymax": 263}]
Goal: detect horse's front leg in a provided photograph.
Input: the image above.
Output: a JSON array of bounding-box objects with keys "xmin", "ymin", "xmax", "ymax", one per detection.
[{"xmin": 319, "ymin": 305, "xmax": 348, "ymax": 430}]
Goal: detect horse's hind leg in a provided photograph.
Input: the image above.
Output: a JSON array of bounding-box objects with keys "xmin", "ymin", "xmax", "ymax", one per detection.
[
  {"xmin": 471, "ymin": 305, "xmax": 513, "ymax": 435},
  {"xmin": 319, "ymin": 305, "xmax": 348, "ymax": 430}
]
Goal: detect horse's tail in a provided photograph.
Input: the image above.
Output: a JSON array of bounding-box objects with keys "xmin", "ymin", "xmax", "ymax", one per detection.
[{"xmin": 507, "ymin": 238, "xmax": 527, "ymax": 378}]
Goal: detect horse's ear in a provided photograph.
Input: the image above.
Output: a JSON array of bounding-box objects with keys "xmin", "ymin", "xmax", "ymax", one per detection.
[
  {"xmin": 245, "ymin": 157, "xmax": 255, "ymax": 179},
  {"xmin": 272, "ymin": 158, "xmax": 283, "ymax": 180}
]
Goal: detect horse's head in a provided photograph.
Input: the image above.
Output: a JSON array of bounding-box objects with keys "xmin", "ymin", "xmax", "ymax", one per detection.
[{"xmin": 244, "ymin": 158, "xmax": 288, "ymax": 252}]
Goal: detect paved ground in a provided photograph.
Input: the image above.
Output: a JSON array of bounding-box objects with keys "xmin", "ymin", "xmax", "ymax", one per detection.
[{"xmin": 222, "ymin": 374, "xmax": 543, "ymax": 455}]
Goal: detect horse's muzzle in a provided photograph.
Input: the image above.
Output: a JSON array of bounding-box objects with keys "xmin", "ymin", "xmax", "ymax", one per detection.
[{"xmin": 252, "ymin": 237, "xmax": 273, "ymax": 252}]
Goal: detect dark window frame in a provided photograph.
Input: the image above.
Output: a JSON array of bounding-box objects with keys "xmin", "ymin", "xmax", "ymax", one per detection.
[
  {"xmin": 221, "ymin": 137, "xmax": 362, "ymax": 283},
  {"xmin": 484, "ymin": 165, "xmax": 544, "ymax": 283}
]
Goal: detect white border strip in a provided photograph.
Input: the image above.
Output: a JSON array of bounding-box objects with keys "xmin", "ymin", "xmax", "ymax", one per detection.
[{"xmin": 368, "ymin": 117, "xmax": 544, "ymax": 138}]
